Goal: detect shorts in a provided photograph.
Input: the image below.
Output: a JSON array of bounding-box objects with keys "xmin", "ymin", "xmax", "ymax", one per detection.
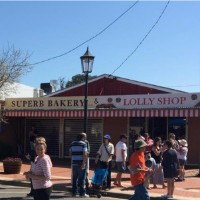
[
  {"xmin": 116, "ymin": 162, "xmax": 126, "ymax": 173},
  {"xmin": 178, "ymin": 159, "xmax": 186, "ymax": 166}
]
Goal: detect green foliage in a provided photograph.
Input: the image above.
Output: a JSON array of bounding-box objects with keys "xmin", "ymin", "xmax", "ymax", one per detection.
[
  {"xmin": 0, "ymin": 141, "xmax": 14, "ymax": 160},
  {"xmin": 65, "ymin": 74, "xmax": 97, "ymax": 88}
]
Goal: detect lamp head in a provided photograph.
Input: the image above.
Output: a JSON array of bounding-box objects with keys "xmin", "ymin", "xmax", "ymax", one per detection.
[{"xmin": 80, "ymin": 47, "xmax": 95, "ymax": 73}]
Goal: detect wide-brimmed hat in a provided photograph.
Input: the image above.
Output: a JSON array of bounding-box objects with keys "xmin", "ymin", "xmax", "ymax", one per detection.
[
  {"xmin": 134, "ymin": 139, "xmax": 147, "ymax": 149},
  {"xmin": 103, "ymin": 134, "xmax": 111, "ymax": 139},
  {"xmin": 178, "ymin": 139, "xmax": 188, "ymax": 147}
]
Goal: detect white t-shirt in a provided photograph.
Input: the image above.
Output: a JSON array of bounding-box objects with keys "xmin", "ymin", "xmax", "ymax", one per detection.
[
  {"xmin": 115, "ymin": 141, "xmax": 127, "ymax": 162},
  {"xmin": 97, "ymin": 142, "xmax": 114, "ymax": 162},
  {"xmin": 177, "ymin": 146, "xmax": 188, "ymax": 160}
]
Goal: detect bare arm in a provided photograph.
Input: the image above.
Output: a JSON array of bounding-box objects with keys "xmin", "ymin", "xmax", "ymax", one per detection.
[{"xmin": 152, "ymin": 146, "xmax": 160, "ymax": 156}]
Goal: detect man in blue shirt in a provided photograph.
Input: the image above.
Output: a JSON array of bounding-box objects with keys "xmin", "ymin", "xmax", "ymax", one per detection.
[{"xmin": 69, "ymin": 132, "xmax": 88, "ymax": 197}]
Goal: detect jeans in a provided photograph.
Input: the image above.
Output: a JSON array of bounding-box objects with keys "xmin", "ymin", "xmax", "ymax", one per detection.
[
  {"xmin": 128, "ymin": 183, "xmax": 150, "ymax": 200},
  {"xmin": 72, "ymin": 164, "xmax": 86, "ymax": 196}
]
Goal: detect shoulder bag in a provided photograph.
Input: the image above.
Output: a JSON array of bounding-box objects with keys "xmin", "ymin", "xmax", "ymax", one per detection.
[{"xmin": 104, "ymin": 144, "xmax": 115, "ymax": 169}]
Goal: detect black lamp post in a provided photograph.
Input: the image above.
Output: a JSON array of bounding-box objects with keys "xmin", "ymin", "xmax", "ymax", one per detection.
[{"xmin": 80, "ymin": 47, "xmax": 95, "ymax": 133}]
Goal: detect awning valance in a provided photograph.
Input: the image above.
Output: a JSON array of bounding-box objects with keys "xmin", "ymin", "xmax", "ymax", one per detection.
[{"xmin": 4, "ymin": 108, "xmax": 200, "ymax": 118}]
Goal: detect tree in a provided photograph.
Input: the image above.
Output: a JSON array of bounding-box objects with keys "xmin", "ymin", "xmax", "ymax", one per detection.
[
  {"xmin": 0, "ymin": 45, "xmax": 31, "ymax": 122},
  {"xmin": 0, "ymin": 45, "xmax": 31, "ymax": 98},
  {"xmin": 65, "ymin": 74, "xmax": 97, "ymax": 88},
  {"xmin": 58, "ymin": 77, "xmax": 66, "ymax": 90}
]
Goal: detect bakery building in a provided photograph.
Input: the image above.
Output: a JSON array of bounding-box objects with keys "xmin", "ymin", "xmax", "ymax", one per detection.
[{"xmin": 1, "ymin": 74, "xmax": 200, "ymax": 165}]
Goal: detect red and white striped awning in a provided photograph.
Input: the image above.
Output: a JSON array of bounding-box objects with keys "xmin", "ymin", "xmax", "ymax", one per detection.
[{"xmin": 4, "ymin": 108, "xmax": 200, "ymax": 118}]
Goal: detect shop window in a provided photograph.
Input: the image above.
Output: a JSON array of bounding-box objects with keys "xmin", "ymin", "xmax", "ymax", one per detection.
[
  {"xmin": 148, "ymin": 118, "xmax": 167, "ymax": 140},
  {"xmin": 168, "ymin": 118, "xmax": 186, "ymax": 140},
  {"xmin": 0, "ymin": 121, "xmax": 7, "ymax": 134},
  {"xmin": 130, "ymin": 117, "xmax": 145, "ymax": 127},
  {"xmin": 91, "ymin": 123, "xmax": 102, "ymax": 137},
  {"xmin": 64, "ymin": 119, "xmax": 103, "ymax": 158},
  {"xmin": 26, "ymin": 119, "xmax": 59, "ymax": 157}
]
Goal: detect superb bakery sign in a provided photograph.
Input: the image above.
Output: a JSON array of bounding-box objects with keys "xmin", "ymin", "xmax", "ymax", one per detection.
[
  {"xmin": 5, "ymin": 97, "xmax": 96, "ymax": 110},
  {"xmin": 96, "ymin": 93, "xmax": 200, "ymax": 109}
]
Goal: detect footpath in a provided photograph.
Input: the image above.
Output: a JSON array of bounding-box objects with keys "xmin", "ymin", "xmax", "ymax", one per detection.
[{"xmin": 0, "ymin": 160, "xmax": 200, "ymax": 200}]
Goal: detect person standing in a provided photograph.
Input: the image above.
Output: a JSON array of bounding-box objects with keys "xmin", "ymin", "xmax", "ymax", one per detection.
[
  {"xmin": 69, "ymin": 133, "xmax": 89, "ymax": 198},
  {"xmin": 95, "ymin": 134, "xmax": 114, "ymax": 190},
  {"xmin": 114, "ymin": 134, "xmax": 128, "ymax": 187},
  {"xmin": 26, "ymin": 126, "xmax": 38, "ymax": 197},
  {"xmin": 128, "ymin": 139, "xmax": 152, "ymax": 200},
  {"xmin": 161, "ymin": 140, "xmax": 179, "ymax": 199},
  {"xmin": 24, "ymin": 140, "xmax": 53, "ymax": 200},
  {"xmin": 29, "ymin": 126, "xmax": 38, "ymax": 162},
  {"xmin": 84, "ymin": 137, "xmax": 90, "ymax": 190},
  {"xmin": 151, "ymin": 137, "xmax": 166, "ymax": 189},
  {"xmin": 144, "ymin": 151, "xmax": 156, "ymax": 190},
  {"xmin": 176, "ymin": 139, "xmax": 188, "ymax": 182},
  {"xmin": 168, "ymin": 133, "xmax": 179, "ymax": 149},
  {"xmin": 143, "ymin": 133, "xmax": 153, "ymax": 153}
]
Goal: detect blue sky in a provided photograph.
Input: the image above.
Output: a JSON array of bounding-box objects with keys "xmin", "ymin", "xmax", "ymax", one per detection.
[{"xmin": 0, "ymin": 1, "xmax": 200, "ymax": 93}]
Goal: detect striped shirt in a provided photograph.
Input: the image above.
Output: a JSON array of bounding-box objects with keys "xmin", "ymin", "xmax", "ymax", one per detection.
[
  {"xmin": 69, "ymin": 140, "xmax": 87, "ymax": 165},
  {"xmin": 31, "ymin": 154, "xmax": 53, "ymax": 189}
]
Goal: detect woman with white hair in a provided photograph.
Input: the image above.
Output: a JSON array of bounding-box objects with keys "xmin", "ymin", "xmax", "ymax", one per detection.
[{"xmin": 176, "ymin": 139, "xmax": 188, "ymax": 182}]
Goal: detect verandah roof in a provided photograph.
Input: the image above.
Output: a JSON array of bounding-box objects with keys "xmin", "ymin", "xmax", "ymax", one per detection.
[{"xmin": 4, "ymin": 108, "xmax": 200, "ymax": 118}]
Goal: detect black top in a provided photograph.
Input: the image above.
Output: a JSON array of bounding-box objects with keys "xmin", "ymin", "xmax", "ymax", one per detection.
[
  {"xmin": 162, "ymin": 149, "xmax": 179, "ymax": 178},
  {"xmin": 151, "ymin": 150, "xmax": 162, "ymax": 164},
  {"xmin": 30, "ymin": 135, "xmax": 36, "ymax": 142}
]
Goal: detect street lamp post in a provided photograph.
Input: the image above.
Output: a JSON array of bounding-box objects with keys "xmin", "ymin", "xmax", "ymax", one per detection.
[{"xmin": 80, "ymin": 47, "xmax": 95, "ymax": 133}]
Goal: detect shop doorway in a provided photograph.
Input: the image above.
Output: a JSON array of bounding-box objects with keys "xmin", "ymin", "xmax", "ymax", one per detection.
[
  {"xmin": 148, "ymin": 117, "xmax": 167, "ymax": 140},
  {"xmin": 168, "ymin": 117, "xmax": 186, "ymax": 140}
]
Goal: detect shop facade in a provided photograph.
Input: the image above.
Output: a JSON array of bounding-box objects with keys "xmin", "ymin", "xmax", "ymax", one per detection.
[{"xmin": 1, "ymin": 75, "xmax": 200, "ymax": 165}]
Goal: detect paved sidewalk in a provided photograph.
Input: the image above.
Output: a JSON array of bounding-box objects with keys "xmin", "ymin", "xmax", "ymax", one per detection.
[{"xmin": 0, "ymin": 161, "xmax": 200, "ymax": 200}]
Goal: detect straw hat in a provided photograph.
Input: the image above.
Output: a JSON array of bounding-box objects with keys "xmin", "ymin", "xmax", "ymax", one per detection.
[{"xmin": 178, "ymin": 139, "xmax": 188, "ymax": 147}]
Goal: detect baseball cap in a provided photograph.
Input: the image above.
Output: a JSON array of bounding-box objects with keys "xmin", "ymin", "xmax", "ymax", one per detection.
[{"xmin": 103, "ymin": 134, "xmax": 111, "ymax": 139}]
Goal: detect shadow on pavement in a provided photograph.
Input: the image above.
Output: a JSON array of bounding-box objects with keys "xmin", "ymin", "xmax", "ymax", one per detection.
[
  {"xmin": 53, "ymin": 182, "xmax": 71, "ymax": 192},
  {"xmin": 0, "ymin": 179, "xmax": 186, "ymax": 200},
  {"xmin": 0, "ymin": 180, "xmax": 29, "ymax": 188},
  {"xmin": 1, "ymin": 198, "xmax": 25, "ymax": 200}
]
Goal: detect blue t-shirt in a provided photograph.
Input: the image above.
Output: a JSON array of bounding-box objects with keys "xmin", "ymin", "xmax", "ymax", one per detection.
[{"xmin": 69, "ymin": 140, "xmax": 87, "ymax": 165}]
